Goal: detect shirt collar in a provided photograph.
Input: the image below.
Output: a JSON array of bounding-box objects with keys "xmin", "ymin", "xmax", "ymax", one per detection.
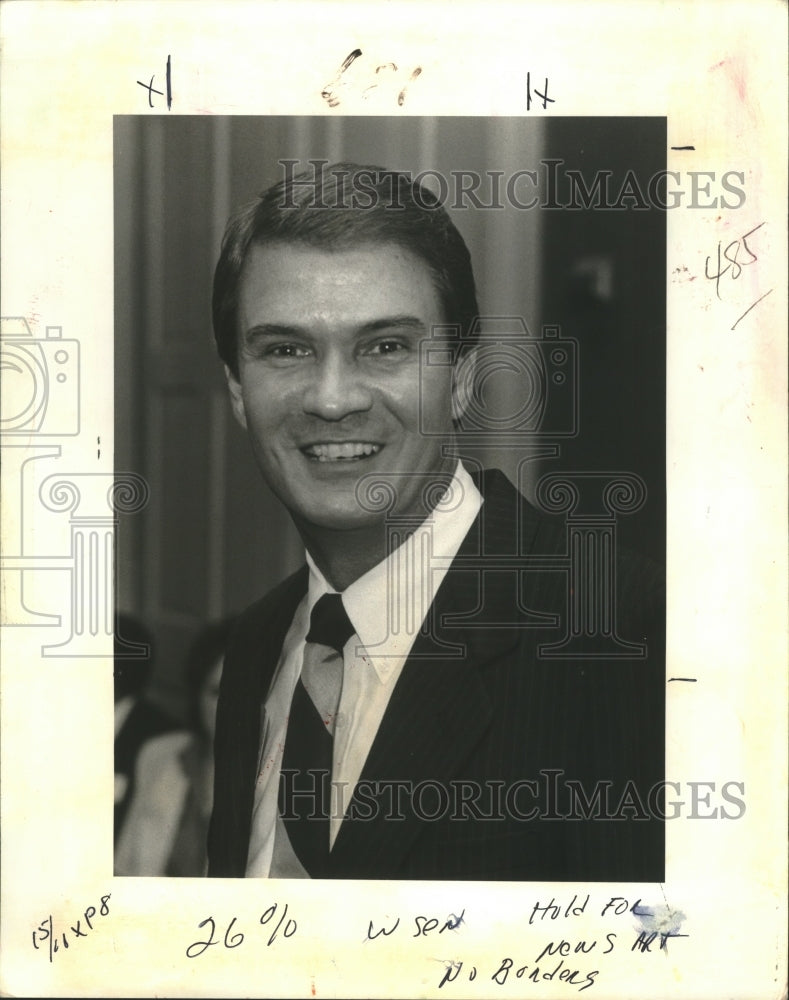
[{"xmin": 304, "ymin": 461, "xmax": 482, "ymax": 682}]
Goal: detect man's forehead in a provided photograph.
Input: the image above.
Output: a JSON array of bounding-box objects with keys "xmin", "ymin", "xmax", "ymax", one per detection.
[
  {"xmin": 240, "ymin": 237, "xmax": 432, "ymax": 276},
  {"xmin": 237, "ymin": 239, "xmax": 445, "ymax": 326}
]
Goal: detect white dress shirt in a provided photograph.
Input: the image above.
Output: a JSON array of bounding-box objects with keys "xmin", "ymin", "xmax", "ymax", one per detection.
[{"xmin": 245, "ymin": 461, "xmax": 482, "ymax": 877}]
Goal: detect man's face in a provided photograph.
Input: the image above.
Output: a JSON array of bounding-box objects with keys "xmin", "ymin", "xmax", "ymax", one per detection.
[{"xmin": 226, "ymin": 241, "xmax": 460, "ymax": 533}]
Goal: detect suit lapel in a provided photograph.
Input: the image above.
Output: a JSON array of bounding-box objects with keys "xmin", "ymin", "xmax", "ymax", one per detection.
[
  {"xmin": 214, "ymin": 566, "xmax": 308, "ymax": 876},
  {"xmin": 329, "ymin": 470, "xmax": 550, "ymax": 876},
  {"xmin": 329, "ymin": 635, "xmax": 493, "ymax": 875}
]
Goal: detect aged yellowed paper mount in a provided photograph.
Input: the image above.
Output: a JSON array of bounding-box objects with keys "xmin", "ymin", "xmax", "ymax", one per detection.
[{"xmin": 1, "ymin": 2, "xmax": 786, "ymax": 998}]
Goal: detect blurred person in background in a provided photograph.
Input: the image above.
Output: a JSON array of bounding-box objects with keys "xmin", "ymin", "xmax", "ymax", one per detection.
[
  {"xmin": 115, "ymin": 617, "xmax": 235, "ymax": 876},
  {"xmin": 114, "ymin": 613, "xmax": 178, "ymax": 842}
]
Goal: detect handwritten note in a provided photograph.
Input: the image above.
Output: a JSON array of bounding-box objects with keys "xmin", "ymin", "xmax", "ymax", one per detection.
[
  {"xmin": 321, "ymin": 49, "xmax": 422, "ymax": 108},
  {"xmin": 359, "ymin": 892, "xmax": 688, "ymax": 994},
  {"xmin": 137, "ymin": 55, "xmax": 172, "ymax": 109},
  {"xmin": 31, "ymin": 894, "xmax": 112, "ymax": 963},
  {"xmin": 185, "ymin": 902, "xmax": 297, "ymax": 959},
  {"xmin": 704, "ymin": 220, "xmax": 773, "ymax": 330}
]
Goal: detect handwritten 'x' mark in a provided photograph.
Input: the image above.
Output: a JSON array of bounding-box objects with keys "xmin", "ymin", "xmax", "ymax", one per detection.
[{"xmin": 137, "ymin": 76, "xmax": 163, "ymax": 107}]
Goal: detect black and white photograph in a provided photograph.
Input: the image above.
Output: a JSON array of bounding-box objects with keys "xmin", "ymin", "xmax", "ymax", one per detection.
[
  {"xmin": 113, "ymin": 117, "xmax": 666, "ymax": 883},
  {"xmin": 0, "ymin": 4, "xmax": 786, "ymax": 998}
]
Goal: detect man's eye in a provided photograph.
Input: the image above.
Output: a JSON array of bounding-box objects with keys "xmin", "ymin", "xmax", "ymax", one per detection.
[
  {"xmin": 366, "ymin": 339, "xmax": 408, "ymax": 356},
  {"xmin": 266, "ymin": 343, "xmax": 310, "ymax": 359}
]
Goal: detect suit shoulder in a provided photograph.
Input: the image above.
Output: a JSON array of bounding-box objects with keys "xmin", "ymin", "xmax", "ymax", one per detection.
[
  {"xmin": 477, "ymin": 466, "xmax": 664, "ymax": 629},
  {"xmin": 476, "ymin": 466, "xmax": 566, "ymax": 553},
  {"xmin": 225, "ymin": 565, "xmax": 308, "ymax": 656}
]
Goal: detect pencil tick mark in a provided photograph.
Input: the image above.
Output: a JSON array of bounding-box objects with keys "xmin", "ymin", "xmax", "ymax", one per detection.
[{"xmin": 731, "ymin": 288, "xmax": 773, "ymax": 330}]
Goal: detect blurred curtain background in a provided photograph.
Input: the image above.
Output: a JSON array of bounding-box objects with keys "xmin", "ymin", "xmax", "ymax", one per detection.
[{"xmin": 114, "ymin": 116, "xmax": 664, "ymax": 719}]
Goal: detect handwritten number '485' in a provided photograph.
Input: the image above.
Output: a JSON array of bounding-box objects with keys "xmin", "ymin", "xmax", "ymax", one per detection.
[{"xmin": 704, "ymin": 222, "xmax": 764, "ymax": 300}]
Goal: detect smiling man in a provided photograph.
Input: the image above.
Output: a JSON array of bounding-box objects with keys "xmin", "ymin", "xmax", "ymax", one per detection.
[
  {"xmin": 207, "ymin": 162, "xmax": 665, "ymax": 881},
  {"xmin": 227, "ymin": 240, "xmax": 460, "ymax": 587}
]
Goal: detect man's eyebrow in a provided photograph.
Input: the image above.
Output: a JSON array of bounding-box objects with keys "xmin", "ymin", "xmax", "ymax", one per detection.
[
  {"xmin": 243, "ymin": 323, "xmax": 307, "ymax": 342},
  {"xmin": 356, "ymin": 315, "xmax": 430, "ymax": 335},
  {"xmin": 243, "ymin": 316, "xmax": 431, "ymax": 340}
]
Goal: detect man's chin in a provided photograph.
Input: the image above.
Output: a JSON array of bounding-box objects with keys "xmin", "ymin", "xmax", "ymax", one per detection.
[{"xmin": 291, "ymin": 505, "xmax": 385, "ymax": 534}]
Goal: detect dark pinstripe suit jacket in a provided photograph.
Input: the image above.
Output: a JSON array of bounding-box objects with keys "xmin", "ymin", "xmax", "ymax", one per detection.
[{"xmin": 208, "ymin": 469, "xmax": 664, "ymax": 880}]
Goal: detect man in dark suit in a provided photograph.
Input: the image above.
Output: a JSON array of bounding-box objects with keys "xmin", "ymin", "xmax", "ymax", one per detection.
[{"xmin": 208, "ymin": 162, "xmax": 664, "ymax": 880}]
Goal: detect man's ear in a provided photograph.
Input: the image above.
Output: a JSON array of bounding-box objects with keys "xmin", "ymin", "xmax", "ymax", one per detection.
[
  {"xmin": 451, "ymin": 348, "xmax": 478, "ymax": 424},
  {"xmin": 224, "ymin": 365, "xmax": 248, "ymax": 430}
]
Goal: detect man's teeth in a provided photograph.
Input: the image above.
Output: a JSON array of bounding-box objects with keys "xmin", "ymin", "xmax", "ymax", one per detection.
[{"xmin": 304, "ymin": 442, "xmax": 381, "ymax": 462}]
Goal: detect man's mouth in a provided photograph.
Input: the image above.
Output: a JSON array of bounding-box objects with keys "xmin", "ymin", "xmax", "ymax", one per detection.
[{"xmin": 301, "ymin": 442, "xmax": 383, "ymax": 462}]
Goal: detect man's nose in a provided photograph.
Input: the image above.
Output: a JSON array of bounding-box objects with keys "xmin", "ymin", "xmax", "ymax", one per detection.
[{"xmin": 301, "ymin": 353, "xmax": 374, "ymax": 420}]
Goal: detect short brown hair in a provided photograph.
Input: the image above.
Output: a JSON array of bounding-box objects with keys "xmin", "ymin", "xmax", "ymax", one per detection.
[{"xmin": 212, "ymin": 160, "xmax": 480, "ymax": 377}]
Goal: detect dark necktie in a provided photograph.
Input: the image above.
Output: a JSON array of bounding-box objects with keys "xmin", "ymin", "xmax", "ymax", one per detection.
[{"xmin": 278, "ymin": 593, "xmax": 354, "ymax": 876}]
